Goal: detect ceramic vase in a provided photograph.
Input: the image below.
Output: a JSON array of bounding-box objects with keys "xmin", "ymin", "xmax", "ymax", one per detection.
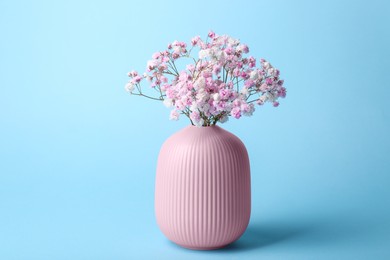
[{"xmin": 155, "ymin": 125, "xmax": 251, "ymax": 250}]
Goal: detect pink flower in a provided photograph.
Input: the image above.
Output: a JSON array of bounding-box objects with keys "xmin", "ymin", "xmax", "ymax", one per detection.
[
  {"xmin": 248, "ymin": 56, "xmax": 256, "ymax": 68},
  {"xmin": 126, "ymin": 31, "xmax": 286, "ymax": 126},
  {"xmin": 259, "ymin": 83, "xmax": 269, "ymax": 92},
  {"xmin": 179, "ymin": 41, "xmax": 187, "ymax": 48},
  {"xmin": 172, "ymin": 52, "xmax": 180, "ymax": 59},
  {"xmin": 132, "ymin": 75, "xmax": 142, "ymax": 83},
  {"xmin": 231, "ymin": 107, "xmax": 241, "ymax": 119},
  {"xmin": 183, "ymin": 96, "xmax": 192, "ymax": 106},
  {"xmin": 152, "ymin": 52, "xmax": 161, "ymax": 59},
  {"xmin": 147, "ymin": 60, "xmax": 158, "ymax": 71},
  {"xmin": 266, "ymin": 78, "xmax": 273, "ymax": 85},
  {"xmin": 160, "ymin": 84, "xmax": 169, "ymax": 91},
  {"xmin": 165, "ymin": 88, "xmax": 175, "ymax": 99},
  {"xmin": 241, "ymin": 103, "xmax": 255, "ymax": 116},
  {"xmin": 162, "ymin": 56, "xmax": 169, "ymax": 63},
  {"xmin": 127, "ymin": 70, "xmax": 139, "ymax": 78},
  {"xmin": 159, "ymin": 76, "xmax": 167, "ymax": 83},
  {"xmin": 219, "ymin": 88, "xmax": 230, "ymax": 99},
  {"xmin": 213, "ymin": 65, "xmax": 222, "ymax": 75},
  {"xmin": 256, "ymin": 99, "xmax": 264, "ymax": 105},
  {"xmin": 224, "ymin": 47, "xmax": 233, "ymax": 55},
  {"xmin": 175, "ymin": 99, "xmax": 186, "ymax": 110},
  {"xmin": 190, "ymin": 110, "xmax": 204, "ymax": 126},
  {"xmin": 278, "ymin": 87, "xmax": 287, "ymax": 98},
  {"xmin": 179, "ymin": 71, "xmax": 190, "ymax": 81},
  {"xmin": 158, "ymin": 63, "xmax": 168, "ymax": 71},
  {"xmin": 233, "ymin": 68, "xmax": 240, "ymax": 77},
  {"xmin": 237, "ymin": 44, "xmax": 249, "ymax": 53},
  {"xmin": 208, "ymin": 30, "xmax": 215, "ymax": 39},
  {"xmin": 240, "ymin": 71, "xmax": 249, "ymax": 79},
  {"xmin": 244, "ymin": 79, "xmax": 255, "ymax": 88},
  {"xmin": 186, "ymin": 64, "xmax": 195, "ymax": 72},
  {"xmin": 261, "ymin": 59, "xmax": 271, "ymax": 69},
  {"xmin": 191, "ymin": 36, "xmax": 200, "ymax": 46},
  {"xmin": 202, "ymin": 71, "xmax": 212, "ymax": 78}
]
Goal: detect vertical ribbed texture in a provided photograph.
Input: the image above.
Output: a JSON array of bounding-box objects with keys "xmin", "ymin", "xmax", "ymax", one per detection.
[{"xmin": 155, "ymin": 125, "xmax": 251, "ymax": 250}]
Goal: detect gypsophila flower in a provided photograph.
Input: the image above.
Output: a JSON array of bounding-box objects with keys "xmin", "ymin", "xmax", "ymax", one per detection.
[
  {"xmin": 125, "ymin": 31, "xmax": 286, "ymax": 126},
  {"xmin": 124, "ymin": 82, "xmax": 135, "ymax": 93},
  {"xmin": 169, "ymin": 110, "xmax": 180, "ymax": 121}
]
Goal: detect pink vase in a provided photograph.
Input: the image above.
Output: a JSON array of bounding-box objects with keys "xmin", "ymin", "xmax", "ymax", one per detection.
[{"xmin": 155, "ymin": 125, "xmax": 251, "ymax": 250}]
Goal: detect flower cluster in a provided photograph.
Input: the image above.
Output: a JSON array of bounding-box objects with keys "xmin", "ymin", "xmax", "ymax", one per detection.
[{"xmin": 125, "ymin": 31, "xmax": 286, "ymax": 126}]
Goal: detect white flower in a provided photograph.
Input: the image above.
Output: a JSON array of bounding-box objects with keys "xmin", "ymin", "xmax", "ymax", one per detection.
[
  {"xmin": 189, "ymin": 103, "xmax": 198, "ymax": 112},
  {"xmin": 227, "ymin": 37, "xmax": 239, "ymax": 46},
  {"xmin": 214, "ymin": 49, "xmax": 226, "ymax": 62},
  {"xmin": 163, "ymin": 98, "xmax": 173, "ymax": 107},
  {"xmin": 173, "ymin": 45, "xmax": 181, "ymax": 53},
  {"xmin": 267, "ymin": 68, "xmax": 275, "ymax": 75},
  {"xmin": 259, "ymin": 95, "xmax": 268, "ymax": 103},
  {"xmin": 169, "ymin": 110, "xmax": 180, "ymax": 121},
  {"xmin": 262, "ymin": 61, "xmax": 270, "ymax": 69},
  {"xmin": 193, "ymin": 77, "xmax": 205, "ymax": 90},
  {"xmin": 212, "ymin": 93, "xmax": 220, "ymax": 101},
  {"xmin": 198, "ymin": 49, "xmax": 209, "ymax": 59},
  {"xmin": 266, "ymin": 92, "xmax": 276, "ymax": 102},
  {"xmin": 236, "ymin": 44, "xmax": 243, "ymax": 52},
  {"xmin": 240, "ymin": 88, "xmax": 249, "ymax": 96},
  {"xmin": 192, "ymin": 117, "xmax": 204, "ymax": 127},
  {"xmin": 201, "ymin": 103, "xmax": 210, "ymax": 113},
  {"xmin": 250, "ymin": 70, "xmax": 258, "ymax": 80},
  {"xmin": 196, "ymin": 88, "xmax": 208, "ymax": 102},
  {"xmin": 125, "ymin": 82, "xmax": 135, "ymax": 93}
]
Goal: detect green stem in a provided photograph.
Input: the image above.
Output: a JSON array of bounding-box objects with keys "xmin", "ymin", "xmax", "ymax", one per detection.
[{"xmin": 132, "ymin": 92, "xmax": 163, "ymax": 101}]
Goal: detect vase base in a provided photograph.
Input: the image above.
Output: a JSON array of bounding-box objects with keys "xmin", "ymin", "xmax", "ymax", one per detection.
[{"xmin": 176, "ymin": 243, "xmax": 229, "ymax": 251}]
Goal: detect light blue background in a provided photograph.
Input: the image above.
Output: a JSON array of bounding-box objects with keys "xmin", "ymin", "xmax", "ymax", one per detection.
[{"xmin": 1, "ymin": 0, "xmax": 389, "ymax": 259}]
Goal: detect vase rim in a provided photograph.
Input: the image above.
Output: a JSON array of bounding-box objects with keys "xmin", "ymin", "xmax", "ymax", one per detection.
[{"xmin": 188, "ymin": 124, "xmax": 220, "ymax": 128}]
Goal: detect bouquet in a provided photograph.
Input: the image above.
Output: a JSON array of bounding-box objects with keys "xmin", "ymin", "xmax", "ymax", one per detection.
[{"xmin": 125, "ymin": 31, "xmax": 286, "ymax": 126}]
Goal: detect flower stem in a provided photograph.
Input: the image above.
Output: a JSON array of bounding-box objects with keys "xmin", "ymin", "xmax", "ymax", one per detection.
[{"xmin": 132, "ymin": 93, "xmax": 163, "ymax": 101}]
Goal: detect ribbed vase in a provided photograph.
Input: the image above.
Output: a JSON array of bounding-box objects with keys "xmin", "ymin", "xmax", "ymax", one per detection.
[{"xmin": 155, "ymin": 125, "xmax": 251, "ymax": 250}]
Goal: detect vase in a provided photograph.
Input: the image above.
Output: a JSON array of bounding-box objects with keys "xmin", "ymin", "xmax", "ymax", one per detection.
[{"xmin": 155, "ymin": 125, "xmax": 251, "ymax": 250}]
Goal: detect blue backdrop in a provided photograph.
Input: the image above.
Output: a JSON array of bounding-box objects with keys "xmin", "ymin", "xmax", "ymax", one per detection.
[{"xmin": 1, "ymin": 0, "xmax": 389, "ymax": 259}]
